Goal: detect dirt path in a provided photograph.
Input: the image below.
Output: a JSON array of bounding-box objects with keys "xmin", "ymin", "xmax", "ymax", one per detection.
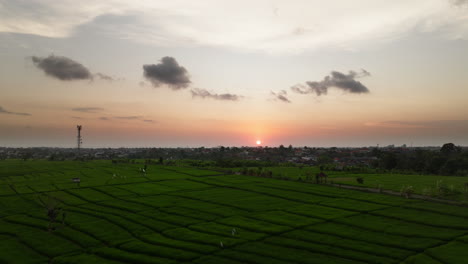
[{"xmin": 329, "ymin": 183, "xmax": 468, "ymax": 207}]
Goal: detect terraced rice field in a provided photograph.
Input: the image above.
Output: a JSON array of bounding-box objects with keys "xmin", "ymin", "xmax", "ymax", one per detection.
[{"xmin": 1, "ymin": 160, "xmax": 468, "ymax": 263}]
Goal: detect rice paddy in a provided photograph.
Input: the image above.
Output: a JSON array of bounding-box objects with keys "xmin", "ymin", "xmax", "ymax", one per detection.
[{"xmin": 1, "ymin": 160, "xmax": 467, "ymax": 264}]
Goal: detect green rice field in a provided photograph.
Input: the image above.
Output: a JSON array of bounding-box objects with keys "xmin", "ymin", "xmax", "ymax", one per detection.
[
  {"xmin": 234, "ymin": 167, "xmax": 468, "ymax": 201},
  {"xmin": 1, "ymin": 160, "xmax": 468, "ymax": 263}
]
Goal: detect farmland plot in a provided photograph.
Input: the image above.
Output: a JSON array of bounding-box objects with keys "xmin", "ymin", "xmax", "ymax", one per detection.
[{"xmin": 0, "ymin": 160, "xmax": 467, "ymax": 263}]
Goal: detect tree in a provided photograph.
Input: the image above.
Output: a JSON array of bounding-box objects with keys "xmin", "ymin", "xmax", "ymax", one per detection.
[
  {"xmin": 441, "ymin": 143, "xmax": 460, "ymax": 154},
  {"xmin": 380, "ymin": 153, "xmax": 397, "ymax": 170}
]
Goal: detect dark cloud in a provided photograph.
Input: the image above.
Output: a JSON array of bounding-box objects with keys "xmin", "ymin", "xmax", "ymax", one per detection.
[
  {"xmin": 190, "ymin": 88, "xmax": 242, "ymax": 101},
  {"xmin": 270, "ymin": 90, "xmax": 291, "ymax": 103},
  {"xmin": 31, "ymin": 55, "xmax": 92, "ymax": 81},
  {"xmin": 143, "ymin": 56, "xmax": 191, "ymax": 90},
  {"xmin": 99, "ymin": 117, "xmax": 109, "ymax": 121},
  {"xmin": 291, "ymin": 69, "xmax": 370, "ymax": 96},
  {"xmin": 72, "ymin": 107, "xmax": 104, "ymax": 113},
  {"xmin": 0, "ymin": 106, "xmax": 31, "ymax": 116},
  {"xmin": 143, "ymin": 119, "xmax": 155, "ymax": 123}
]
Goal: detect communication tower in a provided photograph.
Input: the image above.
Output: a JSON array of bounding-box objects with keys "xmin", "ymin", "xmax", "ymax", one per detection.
[{"xmin": 77, "ymin": 125, "xmax": 82, "ymax": 150}]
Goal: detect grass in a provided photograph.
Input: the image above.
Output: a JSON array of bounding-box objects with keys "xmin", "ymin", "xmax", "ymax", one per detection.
[{"xmin": 0, "ymin": 159, "xmax": 467, "ymax": 263}]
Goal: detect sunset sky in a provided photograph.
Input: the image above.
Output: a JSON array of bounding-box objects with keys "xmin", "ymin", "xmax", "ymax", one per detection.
[{"xmin": 1, "ymin": 0, "xmax": 468, "ymax": 147}]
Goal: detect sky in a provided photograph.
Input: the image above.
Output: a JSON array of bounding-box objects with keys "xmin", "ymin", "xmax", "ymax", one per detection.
[{"xmin": 1, "ymin": 0, "xmax": 468, "ymax": 148}]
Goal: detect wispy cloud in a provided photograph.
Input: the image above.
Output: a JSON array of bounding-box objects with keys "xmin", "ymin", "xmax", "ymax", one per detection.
[
  {"xmin": 3, "ymin": 1, "xmax": 467, "ymax": 54},
  {"xmin": 72, "ymin": 107, "xmax": 104, "ymax": 113},
  {"xmin": 270, "ymin": 90, "xmax": 291, "ymax": 103},
  {"xmin": 103, "ymin": 116, "xmax": 156, "ymax": 123},
  {"xmin": 143, "ymin": 57, "xmax": 191, "ymax": 90},
  {"xmin": 0, "ymin": 106, "xmax": 31, "ymax": 116},
  {"xmin": 365, "ymin": 121, "xmax": 428, "ymax": 129},
  {"xmin": 94, "ymin": 72, "xmax": 116, "ymax": 81},
  {"xmin": 190, "ymin": 88, "xmax": 242, "ymax": 101},
  {"xmin": 114, "ymin": 116, "xmax": 141, "ymax": 120},
  {"xmin": 291, "ymin": 69, "xmax": 370, "ymax": 96},
  {"xmin": 451, "ymin": 0, "xmax": 468, "ymax": 7},
  {"xmin": 364, "ymin": 120, "xmax": 468, "ymax": 129}
]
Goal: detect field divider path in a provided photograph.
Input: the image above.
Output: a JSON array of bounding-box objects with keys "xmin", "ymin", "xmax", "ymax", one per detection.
[
  {"xmin": 56, "ymin": 193, "xmax": 242, "ymax": 259},
  {"xmin": 157, "ymin": 166, "xmax": 227, "ymax": 177},
  {"xmin": 204, "ymin": 180, "xmax": 468, "ymax": 235},
  {"xmin": 26, "ymin": 214, "xmax": 110, "ymax": 246},
  {"xmin": 0, "ymin": 178, "xmax": 187, "ymax": 198},
  {"xmin": 0, "ymin": 231, "xmax": 52, "ymax": 263},
  {"xmin": 165, "ymin": 193, "xmax": 254, "ymax": 213},
  {"xmin": 186, "ymin": 177, "xmax": 403, "ymax": 209},
  {"xmin": 329, "ymin": 183, "xmax": 468, "ymax": 207},
  {"xmin": 191, "ymin": 203, "xmax": 401, "ymax": 264},
  {"xmin": 253, "ymin": 183, "xmax": 402, "ymax": 207},
  {"xmin": 61, "ymin": 190, "xmax": 192, "ymax": 229},
  {"xmin": 186, "ymin": 178, "xmax": 460, "ymax": 253},
  {"xmin": 61, "ymin": 186, "xmax": 332, "ymax": 260},
  {"xmin": 400, "ymin": 230, "xmax": 468, "ymax": 264},
  {"xmin": 208, "ymin": 218, "xmax": 370, "ymax": 264},
  {"xmin": 278, "ymin": 208, "xmax": 430, "ymax": 256},
  {"xmin": 2, "ymin": 215, "xmax": 87, "ymax": 251},
  {"xmin": 62, "ymin": 208, "xmax": 201, "ymax": 263},
  {"xmin": 86, "ymin": 186, "xmax": 234, "ymax": 222},
  {"xmin": 366, "ymin": 210, "xmax": 468, "ymax": 231}
]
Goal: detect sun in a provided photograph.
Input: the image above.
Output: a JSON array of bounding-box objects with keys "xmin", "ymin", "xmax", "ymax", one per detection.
[{"xmin": 256, "ymin": 140, "xmax": 262, "ymax": 145}]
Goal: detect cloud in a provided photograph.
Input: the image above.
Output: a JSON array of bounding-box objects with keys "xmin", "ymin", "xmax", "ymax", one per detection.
[
  {"xmin": 31, "ymin": 55, "xmax": 92, "ymax": 81},
  {"xmin": 3, "ymin": 1, "xmax": 468, "ymax": 54},
  {"xmin": 190, "ymin": 88, "xmax": 242, "ymax": 101},
  {"xmin": 72, "ymin": 107, "xmax": 104, "ymax": 113},
  {"xmin": 0, "ymin": 106, "xmax": 31, "ymax": 116},
  {"xmin": 99, "ymin": 116, "xmax": 154, "ymax": 122},
  {"xmin": 365, "ymin": 121, "xmax": 428, "ymax": 129},
  {"xmin": 365, "ymin": 120, "xmax": 468, "ymax": 130},
  {"xmin": 270, "ymin": 90, "xmax": 291, "ymax": 103},
  {"xmin": 143, "ymin": 57, "xmax": 191, "ymax": 90},
  {"xmin": 451, "ymin": 0, "xmax": 468, "ymax": 7},
  {"xmin": 291, "ymin": 69, "xmax": 370, "ymax": 96},
  {"xmin": 94, "ymin": 72, "xmax": 115, "ymax": 81},
  {"xmin": 115, "ymin": 116, "xmax": 141, "ymax": 120}
]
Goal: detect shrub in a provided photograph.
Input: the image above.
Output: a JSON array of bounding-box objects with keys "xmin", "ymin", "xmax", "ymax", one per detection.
[{"xmin": 400, "ymin": 185, "xmax": 414, "ymax": 199}]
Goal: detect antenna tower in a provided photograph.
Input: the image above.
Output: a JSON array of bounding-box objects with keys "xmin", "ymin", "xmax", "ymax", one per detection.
[{"xmin": 77, "ymin": 125, "xmax": 83, "ymax": 150}]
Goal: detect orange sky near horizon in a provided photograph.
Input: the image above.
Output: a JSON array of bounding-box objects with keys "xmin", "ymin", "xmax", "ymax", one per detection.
[{"xmin": 1, "ymin": 1, "xmax": 468, "ymax": 147}]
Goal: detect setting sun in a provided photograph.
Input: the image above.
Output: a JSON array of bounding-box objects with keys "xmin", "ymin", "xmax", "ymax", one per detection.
[{"xmin": 256, "ymin": 140, "xmax": 261, "ymax": 145}]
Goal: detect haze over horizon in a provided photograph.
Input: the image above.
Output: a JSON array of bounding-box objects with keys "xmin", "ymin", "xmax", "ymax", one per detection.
[{"xmin": 1, "ymin": 0, "xmax": 468, "ymax": 148}]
